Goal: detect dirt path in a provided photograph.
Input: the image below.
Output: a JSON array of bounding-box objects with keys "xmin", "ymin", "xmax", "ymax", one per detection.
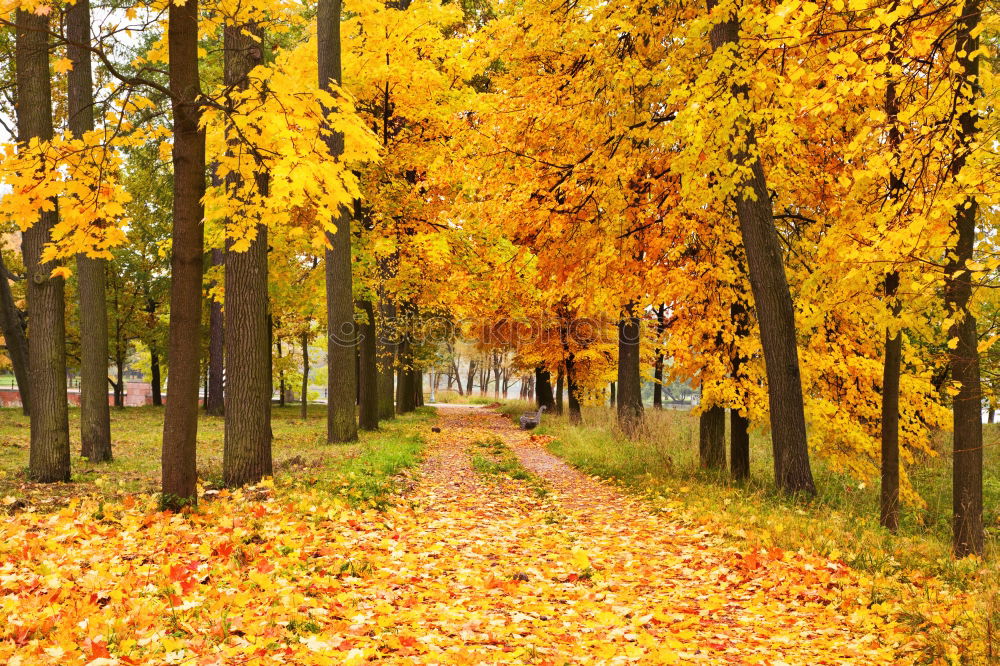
[{"xmin": 399, "ymin": 407, "xmax": 914, "ymax": 663}]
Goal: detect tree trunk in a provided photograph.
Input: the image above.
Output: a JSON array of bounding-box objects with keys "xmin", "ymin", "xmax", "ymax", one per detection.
[
  {"xmin": 0, "ymin": 252, "xmax": 29, "ymax": 416},
  {"xmin": 700, "ymin": 404, "xmax": 726, "ymax": 470},
  {"xmin": 653, "ymin": 304, "xmax": 666, "ymax": 410},
  {"xmin": 451, "ymin": 360, "xmax": 464, "ymax": 396},
  {"xmin": 730, "ymin": 300, "xmax": 751, "ymax": 480},
  {"xmin": 609, "ymin": 382, "xmax": 616, "ymax": 407},
  {"xmin": 68, "ymin": 0, "xmax": 112, "ymax": 462},
  {"xmin": 415, "ymin": 370, "xmax": 424, "ymax": 407},
  {"xmin": 730, "ymin": 409, "xmax": 750, "ymax": 480},
  {"xmin": 276, "ymin": 338, "xmax": 285, "ymax": 407},
  {"xmin": 616, "ymin": 305, "xmax": 643, "ymax": 436},
  {"xmin": 318, "ymin": 0, "xmax": 358, "ymax": 443},
  {"xmin": 222, "ymin": 22, "xmax": 272, "ymax": 488},
  {"xmin": 466, "ymin": 359, "xmax": 477, "ymax": 394},
  {"xmin": 114, "ymin": 351, "xmax": 124, "ymax": 407},
  {"xmin": 493, "ymin": 357, "xmax": 501, "ymax": 399},
  {"xmin": 151, "ymin": 346, "xmax": 162, "ymax": 406},
  {"xmin": 396, "ymin": 337, "xmax": 416, "ymax": 414},
  {"xmin": 17, "ymin": 9, "xmax": 70, "ymax": 483},
  {"xmin": 206, "ymin": 248, "xmax": 225, "ymax": 415},
  {"xmin": 535, "ymin": 366, "xmax": 554, "ymax": 410},
  {"xmin": 358, "ymin": 299, "xmax": 379, "ymax": 430},
  {"xmin": 989, "ymin": 408, "xmax": 995, "ymax": 424},
  {"xmin": 878, "ymin": 19, "xmax": 905, "ymax": 532},
  {"xmin": 300, "ymin": 332, "xmax": 309, "ymax": 419},
  {"xmin": 946, "ymin": 0, "xmax": 984, "ymax": 558},
  {"xmin": 707, "ymin": 2, "xmax": 814, "ymax": 494},
  {"xmin": 161, "ymin": 0, "xmax": 206, "ymax": 509},
  {"xmin": 565, "ymin": 354, "xmax": 581, "ymax": 424},
  {"xmin": 555, "ymin": 365, "xmax": 564, "ymax": 415}
]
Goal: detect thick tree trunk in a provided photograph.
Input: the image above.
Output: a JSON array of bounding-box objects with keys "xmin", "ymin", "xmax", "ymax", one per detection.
[
  {"xmin": 707, "ymin": 2, "xmax": 814, "ymax": 494},
  {"xmin": 300, "ymin": 332, "xmax": 309, "ymax": 419},
  {"xmin": 222, "ymin": 22, "xmax": 271, "ymax": 488},
  {"xmin": 396, "ymin": 337, "xmax": 416, "ymax": 414},
  {"xmin": 161, "ymin": 0, "xmax": 206, "ymax": 509},
  {"xmin": 730, "ymin": 409, "xmax": 750, "ymax": 480},
  {"xmin": 616, "ymin": 306, "xmax": 643, "ymax": 435},
  {"xmin": 17, "ymin": 9, "xmax": 70, "ymax": 483},
  {"xmin": 946, "ymin": 0, "xmax": 984, "ymax": 558},
  {"xmin": 565, "ymin": 354, "xmax": 581, "ymax": 424},
  {"xmin": 358, "ymin": 299, "xmax": 379, "ymax": 430},
  {"xmin": 68, "ymin": 0, "xmax": 112, "ymax": 462},
  {"xmin": 319, "ymin": 0, "xmax": 358, "ymax": 443},
  {"xmin": 699, "ymin": 404, "xmax": 726, "ymax": 470},
  {"xmin": 206, "ymin": 248, "xmax": 225, "ymax": 415},
  {"xmin": 535, "ymin": 366, "xmax": 554, "ymax": 410},
  {"xmin": 0, "ymin": 252, "xmax": 29, "ymax": 416}
]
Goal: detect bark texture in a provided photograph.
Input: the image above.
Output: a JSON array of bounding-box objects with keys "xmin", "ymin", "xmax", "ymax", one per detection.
[
  {"xmin": 319, "ymin": 0, "xmax": 358, "ymax": 442},
  {"xmin": 565, "ymin": 354, "xmax": 581, "ymax": 424},
  {"xmin": 161, "ymin": 0, "xmax": 206, "ymax": 508},
  {"xmin": 535, "ymin": 366, "xmax": 554, "ymax": 411},
  {"xmin": 730, "ymin": 409, "xmax": 750, "ymax": 480},
  {"xmin": 555, "ymin": 366, "xmax": 564, "ymax": 415},
  {"xmin": 222, "ymin": 22, "xmax": 272, "ymax": 488},
  {"xmin": 68, "ymin": 0, "xmax": 112, "ymax": 462},
  {"xmin": 17, "ymin": 9, "xmax": 71, "ymax": 483},
  {"xmin": 730, "ymin": 300, "xmax": 751, "ymax": 481},
  {"xmin": 946, "ymin": 0, "xmax": 984, "ymax": 558},
  {"xmin": 699, "ymin": 404, "xmax": 726, "ymax": 470},
  {"xmin": 707, "ymin": 1, "xmax": 814, "ymax": 494},
  {"xmin": 616, "ymin": 306, "xmax": 643, "ymax": 435}
]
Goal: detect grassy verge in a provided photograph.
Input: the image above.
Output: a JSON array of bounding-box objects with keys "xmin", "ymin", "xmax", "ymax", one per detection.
[
  {"xmin": 530, "ymin": 404, "xmax": 999, "ymax": 661},
  {"xmin": 0, "ymin": 405, "xmax": 435, "ymax": 511},
  {"xmin": 469, "ymin": 435, "xmax": 549, "ymax": 498}
]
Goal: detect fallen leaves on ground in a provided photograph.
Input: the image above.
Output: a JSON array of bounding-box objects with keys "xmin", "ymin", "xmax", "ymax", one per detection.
[{"xmin": 0, "ymin": 408, "xmax": 976, "ymax": 663}]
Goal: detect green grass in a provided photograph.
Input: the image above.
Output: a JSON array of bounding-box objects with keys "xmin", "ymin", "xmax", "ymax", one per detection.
[
  {"xmin": 469, "ymin": 435, "xmax": 549, "ymax": 497},
  {"xmin": 535, "ymin": 404, "xmax": 1000, "ymax": 660},
  {"xmin": 0, "ymin": 405, "xmax": 435, "ymax": 511}
]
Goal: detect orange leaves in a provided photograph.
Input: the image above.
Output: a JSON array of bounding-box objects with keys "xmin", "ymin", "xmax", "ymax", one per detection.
[{"xmin": 0, "ymin": 408, "xmax": 977, "ymax": 663}]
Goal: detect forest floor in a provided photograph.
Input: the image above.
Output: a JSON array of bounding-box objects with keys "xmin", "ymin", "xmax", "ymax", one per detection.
[{"xmin": 0, "ymin": 406, "xmax": 982, "ymax": 663}]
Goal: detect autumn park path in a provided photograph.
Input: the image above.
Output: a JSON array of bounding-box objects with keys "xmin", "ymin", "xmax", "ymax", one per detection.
[
  {"xmin": 413, "ymin": 407, "xmax": 915, "ymax": 663},
  {"xmin": 0, "ymin": 407, "xmax": 924, "ymax": 664}
]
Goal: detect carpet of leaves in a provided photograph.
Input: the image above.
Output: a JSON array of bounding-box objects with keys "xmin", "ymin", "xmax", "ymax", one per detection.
[{"xmin": 0, "ymin": 407, "xmax": 967, "ymax": 664}]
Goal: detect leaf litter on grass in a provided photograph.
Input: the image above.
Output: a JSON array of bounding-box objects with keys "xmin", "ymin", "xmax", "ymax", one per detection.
[{"xmin": 0, "ymin": 407, "xmax": 976, "ymax": 664}]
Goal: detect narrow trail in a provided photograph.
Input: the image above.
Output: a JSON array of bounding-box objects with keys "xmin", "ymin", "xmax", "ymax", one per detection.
[{"xmin": 400, "ymin": 407, "xmax": 914, "ymax": 664}]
